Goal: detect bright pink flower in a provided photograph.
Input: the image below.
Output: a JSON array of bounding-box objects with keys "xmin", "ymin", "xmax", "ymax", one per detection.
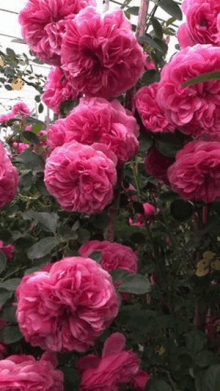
[
  {"xmin": 47, "ymin": 97, "xmax": 139, "ymax": 163},
  {"xmin": 11, "ymin": 102, "xmax": 30, "ymax": 118},
  {"xmin": 16, "ymin": 256, "xmax": 119, "ymax": 352},
  {"xmin": 145, "ymin": 53, "xmax": 155, "ymax": 70},
  {"xmin": 61, "ymin": 7, "xmax": 145, "ymax": 98},
  {"xmin": 168, "ymin": 140, "xmax": 220, "ymax": 202},
  {"xmin": 135, "ymin": 83, "xmax": 175, "ymax": 133},
  {"xmin": 12, "ymin": 142, "xmax": 29, "ymax": 154},
  {"xmin": 44, "ymin": 141, "xmax": 117, "ymax": 213},
  {"xmin": 79, "ymin": 240, "xmax": 138, "ymax": 273},
  {"xmin": 0, "ymin": 352, "xmax": 64, "ymax": 390},
  {"xmin": 0, "ymin": 241, "xmax": 15, "ymax": 260},
  {"xmin": 0, "ymin": 112, "xmax": 14, "ymax": 123},
  {"xmin": 0, "ymin": 143, "xmax": 19, "ymax": 208},
  {"xmin": 143, "ymin": 202, "xmax": 156, "ymax": 216},
  {"xmin": 157, "ymin": 45, "xmax": 220, "ymax": 136},
  {"xmin": 19, "ymin": 0, "xmax": 95, "ymax": 65},
  {"xmin": 42, "ymin": 67, "xmax": 79, "ymax": 113},
  {"xmin": 178, "ymin": 0, "xmax": 220, "ymax": 48},
  {"xmin": 78, "ymin": 332, "xmax": 149, "ymax": 391},
  {"xmin": 144, "ymin": 145, "xmax": 174, "ymax": 184},
  {"xmin": 129, "ymin": 203, "xmax": 156, "ymax": 227}
]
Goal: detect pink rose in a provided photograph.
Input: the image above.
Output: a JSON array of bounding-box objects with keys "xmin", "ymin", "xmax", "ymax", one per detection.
[
  {"xmin": 11, "ymin": 102, "xmax": 30, "ymax": 118},
  {"xmin": 42, "ymin": 67, "xmax": 79, "ymax": 113},
  {"xmin": 178, "ymin": 0, "xmax": 220, "ymax": 48},
  {"xmin": 78, "ymin": 332, "xmax": 149, "ymax": 390},
  {"xmin": 12, "ymin": 142, "xmax": 29, "ymax": 154},
  {"xmin": 0, "ymin": 113, "xmax": 14, "ymax": 123},
  {"xmin": 157, "ymin": 45, "xmax": 220, "ymax": 136},
  {"xmin": 61, "ymin": 7, "xmax": 145, "ymax": 98},
  {"xmin": 0, "ymin": 143, "xmax": 19, "ymax": 208},
  {"xmin": 0, "ymin": 241, "xmax": 15, "ymax": 260},
  {"xmin": 16, "ymin": 256, "xmax": 119, "ymax": 351},
  {"xmin": 168, "ymin": 140, "xmax": 220, "ymax": 202},
  {"xmin": 19, "ymin": 0, "xmax": 95, "ymax": 65},
  {"xmin": 0, "ymin": 352, "xmax": 64, "ymax": 390},
  {"xmin": 144, "ymin": 145, "xmax": 174, "ymax": 184},
  {"xmin": 47, "ymin": 97, "xmax": 139, "ymax": 163},
  {"xmin": 135, "ymin": 83, "xmax": 175, "ymax": 133},
  {"xmin": 44, "ymin": 141, "xmax": 117, "ymax": 214},
  {"xmin": 79, "ymin": 240, "xmax": 138, "ymax": 273},
  {"xmin": 129, "ymin": 202, "xmax": 156, "ymax": 227}
]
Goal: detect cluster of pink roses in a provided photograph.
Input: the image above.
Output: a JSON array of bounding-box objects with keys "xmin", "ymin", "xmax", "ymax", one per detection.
[
  {"xmin": 0, "ymin": 102, "xmax": 30, "ymax": 124},
  {"xmin": 135, "ymin": 0, "xmax": 220, "ymax": 203},
  {"xmin": 0, "ymin": 142, "xmax": 19, "ymax": 209}
]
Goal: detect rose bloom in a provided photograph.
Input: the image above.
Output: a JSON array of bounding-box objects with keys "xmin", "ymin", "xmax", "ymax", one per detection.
[
  {"xmin": 168, "ymin": 140, "xmax": 220, "ymax": 202},
  {"xmin": 11, "ymin": 102, "xmax": 31, "ymax": 118},
  {"xmin": 145, "ymin": 145, "xmax": 174, "ymax": 184},
  {"xmin": 0, "ymin": 240, "xmax": 15, "ymax": 260},
  {"xmin": 78, "ymin": 332, "xmax": 150, "ymax": 391},
  {"xmin": 178, "ymin": 0, "xmax": 220, "ymax": 48},
  {"xmin": 12, "ymin": 142, "xmax": 29, "ymax": 154},
  {"xmin": 47, "ymin": 97, "xmax": 139, "ymax": 163},
  {"xmin": 44, "ymin": 141, "xmax": 117, "ymax": 213},
  {"xmin": 0, "ymin": 143, "xmax": 19, "ymax": 209},
  {"xmin": 42, "ymin": 67, "xmax": 79, "ymax": 113},
  {"xmin": 0, "ymin": 352, "xmax": 64, "ymax": 390},
  {"xmin": 0, "ymin": 112, "xmax": 14, "ymax": 123},
  {"xmin": 79, "ymin": 240, "xmax": 138, "ymax": 273},
  {"xmin": 129, "ymin": 202, "xmax": 156, "ymax": 227},
  {"xmin": 135, "ymin": 83, "xmax": 175, "ymax": 133},
  {"xmin": 61, "ymin": 7, "xmax": 145, "ymax": 98},
  {"xmin": 16, "ymin": 256, "xmax": 119, "ymax": 352},
  {"xmin": 19, "ymin": 0, "xmax": 95, "ymax": 65},
  {"xmin": 157, "ymin": 45, "xmax": 220, "ymax": 136}
]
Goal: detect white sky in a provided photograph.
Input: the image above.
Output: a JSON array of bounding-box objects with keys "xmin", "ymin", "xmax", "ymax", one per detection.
[{"xmin": 0, "ymin": 0, "xmax": 181, "ymax": 118}]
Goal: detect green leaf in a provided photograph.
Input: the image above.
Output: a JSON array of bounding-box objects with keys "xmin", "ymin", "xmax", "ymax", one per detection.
[
  {"xmin": 158, "ymin": 0, "xmax": 183, "ymax": 21},
  {"xmin": 195, "ymin": 350, "xmax": 216, "ymax": 368},
  {"xmin": 15, "ymin": 148, "xmax": 44, "ymax": 170},
  {"xmin": 127, "ymin": 6, "xmax": 139, "ymax": 15},
  {"xmin": 38, "ymin": 103, "xmax": 44, "ymax": 113},
  {"xmin": 77, "ymin": 229, "xmax": 90, "ymax": 244},
  {"xmin": 118, "ymin": 274, "xmax": 150, "ymax": 294},
  {"xmin": 6, "ymin": 48, "xmax": 16, "ymax": 57},
  {"xmin": 5, "ymin": 84, "xmax": 12, "ymax": 91},
  {"xmin": 0, "ymin": 278, "xmax": 21, "ymax": 291},
  {"xmin": 110, "ymin": 268, "xmax": 130, "ymax": 283},
  {"xmin": 35, "ymin": 95, "xmax": 41, "ymax": 103},
  {"xmin": 31, "ymin": 123, "xmax": 42, "ymax": 134},
  {"xmin": 0, "ymin": 288, "xmax": 12, "ymax": 306},
  {"xmin": 23, "ymin": 131, "xmax": 39, "ymax": 145},
  {"xmin": 139, "ymin": 132, "xmax": 154, "ymax": 153},
  {"xmin": 147, "ymin": 379, "xmax": 172, "ymax": 391},
  {"xmin": 60, "ymin": 99, "xmax": 79, "ymax": 116},
  {"xmin": 138, "ymin": 34, "xmax": 164, "ymax": 53},
  {"xmin": 1, "ymin": 325, "xmax": 23, "ymax": 344},
  {"xmin": 155, "ymin": 132, "xmax": 186, "ymax": 157},
  {"xmin": 0, "ymin": 251, "xmax": 6, "ymax": 275},
  {"xmin": 89, "ymin": 251, "xmax": 102, "ymax": 263},
  {"xmin": 151, "ymin": 17, "xmax": 163, "ymax": 39},
  {"xmin": 23, "ymin": 211, "xmax": 59, "ymax": 234},
  {"xmin": 27, "ymin": 237, "xmax": 59, "ymax": 260},
  {"xmin": 186, "ymin": 330, "xmax": 206, "ymax": 356},
  {"xmin": 2, "ymin": 306, "xmax": 17, "ymax": 323},
  {"xmin": 195, "ymin": 365, "xmax": 220, "ymax": 391},
  {"xmin": 183, "ymin": 71, "xmax": 220, "ymax": 87}
]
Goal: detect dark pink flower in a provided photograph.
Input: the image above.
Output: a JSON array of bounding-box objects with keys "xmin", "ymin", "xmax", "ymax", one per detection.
[
  {"xmin": 0, "ymin": 113, "xmax": 14, "ymax": 123},
  {"xmin": 61, "ymin": 7, "xmax": 145, "ymax": 98},
  {"xmin": 0, "ymin": 143, "xmax": 19, "ymax": 208},
  {"xmin": 144, "ymin": 145, "xmax": 174, "ymax": 184},
  {"xmin": 0, "ymin": 352, "xmax": 64, "ymax": 390},
  {"xmin": 135, "ymin": 83, "xmax": 175, "ymax": 133},
  {"xmin": 44, "ymin": 141, "xmax": 117, "ymax": 213},
  {"xmin": 78, "ymin": 332, "xmax": 149, "ymax": 390},
  {"xmin": 16, "ymin": 256, "xmax": 119, "ymax": 352},
  {"xmin": 11, "ymin": 102, "xmax": 30, "ymax": 118},
  {"xmin": 79, "ymin": 240, "xmax": 138, "ymax": 273},
  {"xmin": 12, "ymin": 142, "xmax": 29, "ymax": 154},
  {"xmin": 47, "ymin": 97, "xmax": 139, "ymax": 163},
  {"xmin": 168, "ymin": 140, "xmax": 220, "ymax": 202},
  {"xmin": 129, "ymin": 202, "xmax": 156, "ymax": 227},
  {"xmin": 178, "ymin": 0, "xmax": 220, "ymax": 48},
  {"xmin": 157, "ymin": 44, "xmax": 220, "ymax": 136},
  {"xmin": 0, "ymin": 241, "xmax": 15, "ymax": 260},
  {"xmin": 19, "ymin": 0, "xmax": 95, "ymax": 65},
  {"xmin": 42, "ymin": 67, "xmax": 79, "ymax": 113}
]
